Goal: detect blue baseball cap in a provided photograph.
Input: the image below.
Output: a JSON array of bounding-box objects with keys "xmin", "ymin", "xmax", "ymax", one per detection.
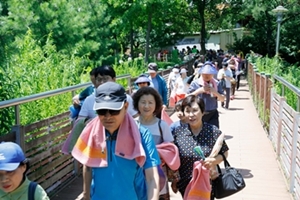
[
  {"xmin": 198, "ymin": 63, "xmax": 218, "ymax": 75},
  {"xmin": 0, "ymin": 142, "xmax": 26, "ymax": 171}
]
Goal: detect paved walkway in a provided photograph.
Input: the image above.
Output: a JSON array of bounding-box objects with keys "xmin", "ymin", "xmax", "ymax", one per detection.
[{"xmin": 52, "ymin": 79, "xmax": 293, "ymax": 200}]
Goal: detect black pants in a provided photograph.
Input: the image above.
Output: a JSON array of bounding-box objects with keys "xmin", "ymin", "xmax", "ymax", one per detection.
[
  {"xmin": 202, "ymin": 109, "xmax": 219, "ymax": 128},
  {"xmin": 236, "ymin": 74, "xmax": 241, "ymax": 90}
]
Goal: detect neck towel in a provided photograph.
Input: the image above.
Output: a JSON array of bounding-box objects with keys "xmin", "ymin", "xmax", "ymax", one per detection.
[
  {"xmin": 71, "ymin": 113, "xmax": 146, "ymax": 167},
  {"xmin": 161, "ymin": 108, "xmax": 173, "ymax": 126},
  {"xmin": 156, "ymin": 142, "xmax": 180, "ymax": 170},
  {"xmin": 183, "ymin": 161, "xmax": 211, "ymax": 200},
  {"xmin": 209, "ymin": 132, "xmax": 225, "ymax": 158},
  {"xmin": 198, "ymin": 76, "xmax": 218, "ymax": 96}
]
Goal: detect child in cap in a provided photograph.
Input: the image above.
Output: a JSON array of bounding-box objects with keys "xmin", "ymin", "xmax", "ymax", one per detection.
[{"xmin": 0, "ymin": 142, "xmax": 49, "ymax": 200}]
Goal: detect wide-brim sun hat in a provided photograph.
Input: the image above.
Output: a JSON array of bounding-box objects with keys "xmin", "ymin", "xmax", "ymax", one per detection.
[
  {"xmin": 198, "ymin": 64, "xmax": 218, "ymax": 75},
  {"xmin": 180, "ymin": 69, "xmax": 187, "ymax": 74},
  {"xmin": 135, "ymin": 76, "xmax": 151, "ymax": 84}
]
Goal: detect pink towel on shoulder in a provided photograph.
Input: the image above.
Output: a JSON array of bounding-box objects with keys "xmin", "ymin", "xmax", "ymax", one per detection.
[
  {"xmin": 71, "ymin": 113, "xmax": 146, "ymax": 167},
  {"xmin": 161, "ymin": 109, "xmax": 173, "ymax": 126},
  {"xmin": 184, "ymin": 161, "xmax": 211, "ymax": 200},
  {"xmin": 156, "ymin": 142, "xmax": 180, "ymax": 170},
  {"xmin": 169, "ymin": 90, "xmax": 176, "ymax": 107}
]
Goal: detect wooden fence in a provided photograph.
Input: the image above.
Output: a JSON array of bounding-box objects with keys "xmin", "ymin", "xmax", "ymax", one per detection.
[
  {"xmin": 248, "ymin": 62, "xmax": 300, "ymax": 200},
  {"xmin": 0, "ymin": 58, "xmax": 194, "ymax": 197}
]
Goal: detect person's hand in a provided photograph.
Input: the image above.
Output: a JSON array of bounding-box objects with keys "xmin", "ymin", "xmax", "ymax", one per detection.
[
  {"xmin": 160, "ymin": 157, "xmax": 166, "ymax": 166},
  {"xmin": 72, "ymin": 95, "xmax": 80, "ymax": 107},
  {"xmin": 162, "ymin": 105, "xmax": 167, "ymax": 110},
  {"xmin": 73, "ymin": 99, "xmax": 81, "ymax": 108},
  {"xmin": 202, "ymin": 157, "xmax": 217, "ymax": 170},
  {"xmin": 83, "ymin": 192, "xmax": 90, "ymax": 200},
  {"xmin": 208, "ymin": 86, "xmax": 217, "ymax": 95},
  {"xmin": 171, "ymin": 181, "xmax": 178, "ymax": 193},
  {"xmin": 203, "ymin": 85, "xmax": 211, "ymax": 92}
]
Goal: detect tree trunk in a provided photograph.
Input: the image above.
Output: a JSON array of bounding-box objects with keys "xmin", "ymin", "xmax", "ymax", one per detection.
[
  {"xmin": 145, "ymin": 5, "xmax": 153, "ymax": 63},
  {"xmin": 197, "ymin": 1, "xmax": 206, "ymax": 55},
  {"xmin": 130, "ymin": 25, "xmax": 134, "ymax": 58},
  {"xmin": 265, "ymin": 11, "xmax": 273, "ymax": 56}
]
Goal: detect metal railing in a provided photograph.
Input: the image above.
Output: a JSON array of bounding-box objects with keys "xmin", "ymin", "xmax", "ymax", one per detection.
[
  {"xmin": 0, "ymin": 74, "xmax": 131, "ymax": 125},
  {"xmin": 273, "ymin": 74, "xmax": 300, "ymax": 112}
]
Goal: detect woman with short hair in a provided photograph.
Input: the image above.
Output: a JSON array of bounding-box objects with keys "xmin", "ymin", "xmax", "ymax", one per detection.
[
  {"xmin": 171, "ymin": 95, "xmax": 229, "ymax": 199},
  {"xmin": 132, "ymin": 87, "xmax": 174, "ymax": 200}
]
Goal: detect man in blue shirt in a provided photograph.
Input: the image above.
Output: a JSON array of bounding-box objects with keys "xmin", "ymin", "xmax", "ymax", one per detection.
[
  {"xmin": 73, "ymin": 82, "xmax": 161, "ymax": 200},
  {"xmin": 147, "ymin": 63, "xmax": 168, "ymax": 107}
]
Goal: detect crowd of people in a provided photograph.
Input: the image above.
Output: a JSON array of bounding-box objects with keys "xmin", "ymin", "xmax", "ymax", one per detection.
[{"xmin": 0, "ymin": 51, "xmax": 244, "ymax": 199}]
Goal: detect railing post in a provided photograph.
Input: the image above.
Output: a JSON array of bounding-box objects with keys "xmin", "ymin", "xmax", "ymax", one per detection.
[
  {"xmin": 260, "ymin": 72, "xmax": 265, "ymax": 122},
  {"xmin": 276, "ymin": 96, "xmax": 285, "ymax": 157},
  {"xmin": 12, "ymin": 125, "xmax": 25, "ymax": 150},
  {"xmin": 253, "ymin": 69, "xmax": 258, "ymax": 107},
  {"xmin": 265, "ymin": 74, "xmax": 271, "ymax": 127},
  {"xmin": 127, "ymin": 76, "xmax": 131, "ymax": 95},
  {"xmin": 289, "ymin": 112, "xmax": 300, "ymax": 193},
  {"xmin": 297, "ymin": 96, "xmax": 300, "ymax": 112},
  {"xmin": 14, "ymin": 105, "xmax": 20, "ymax": 125}
]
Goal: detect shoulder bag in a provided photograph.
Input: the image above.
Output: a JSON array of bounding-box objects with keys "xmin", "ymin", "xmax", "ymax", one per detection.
[{"xmin": 212, "ymin": 153, "xmax": 246, "ymax": 199}]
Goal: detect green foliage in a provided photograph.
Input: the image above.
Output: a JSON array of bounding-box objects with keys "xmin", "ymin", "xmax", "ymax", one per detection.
[
  {"xmin": 0, "ymin": 30, "xmax": 90, "ymax": 135},
  {"xmin": 250, "ymin": 53, "xmax": 300, "ymax": 110},
  {"xmin": 225, "ymin": 0, "xmax": 300, "ymax": 63}
]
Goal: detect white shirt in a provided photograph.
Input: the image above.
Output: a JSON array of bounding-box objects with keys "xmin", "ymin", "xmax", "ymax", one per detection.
[
  {"xmin": 217, "ymin": 68, "xmax": 233, "ymax": 88},
  {"xmin": 175, "ymin": 77, "xmax": 188, "ymax": 94},
  {"xmin": 79, "ymin": 93, "xmax": 137, "ymax": 118}
]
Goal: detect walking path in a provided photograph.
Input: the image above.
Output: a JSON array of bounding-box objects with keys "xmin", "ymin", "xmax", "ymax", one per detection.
[{"xmin": 52, "ymin": 79, "xmax": 293, "ymax": 200}]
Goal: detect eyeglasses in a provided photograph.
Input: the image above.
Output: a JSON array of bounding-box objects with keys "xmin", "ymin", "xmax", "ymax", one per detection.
[
  {"xmin": 96, "ymin": 76, "xmax": 111, "ymax": 83},
  {"xmin": 96, "ymin": 109, "xmax": 121, "ymax": 116}
]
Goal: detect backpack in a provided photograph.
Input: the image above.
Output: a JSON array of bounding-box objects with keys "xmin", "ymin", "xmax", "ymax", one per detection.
[{"xmin": 28, "ymin": 181, "xmax": 37, "ymax": 200}]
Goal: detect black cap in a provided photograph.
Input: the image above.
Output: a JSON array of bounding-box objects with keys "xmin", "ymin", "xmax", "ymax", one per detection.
[{"xmin": 93, "ymin": 82, "xmax": 127, "ymax": 110}]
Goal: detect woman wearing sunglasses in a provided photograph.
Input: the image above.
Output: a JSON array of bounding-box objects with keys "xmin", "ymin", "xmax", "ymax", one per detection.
[{"xmin": 132, "ymin": 75, "xmax": 151, "ymax": 96}]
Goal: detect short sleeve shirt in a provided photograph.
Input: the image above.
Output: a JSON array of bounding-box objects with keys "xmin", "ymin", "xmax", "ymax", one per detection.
[
  {"xmin": 171, "ymin": 122, "xmax": 229, "ymax": 193},
  {"xmin": 79, "ymin": 93, "xmax": 96, "ymax": 118},
  {"xmin": 91, "ymin": 127, "xmax": 160, "ymax": 200},
  {"xmin": 0, "ymin": 178, "xmax": 49, "ymax": 200},
  {"xmin": 140, "ymin": 118, "xmax": 174, "ymax": 145}
]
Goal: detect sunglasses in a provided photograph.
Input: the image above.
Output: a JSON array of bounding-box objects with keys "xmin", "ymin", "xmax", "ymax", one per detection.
[
  {"xmin": 137, "ymin": 82, "xmax": 148, "ymax": 85},
  {"xmin": 96, "ymin": 109, "xmax": 121, "ymax": 116}
]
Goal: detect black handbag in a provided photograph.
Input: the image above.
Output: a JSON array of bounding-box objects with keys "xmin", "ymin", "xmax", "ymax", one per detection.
[{"xmin": 212, "ymin": 154, "xmax": 246, "ymax": 199}]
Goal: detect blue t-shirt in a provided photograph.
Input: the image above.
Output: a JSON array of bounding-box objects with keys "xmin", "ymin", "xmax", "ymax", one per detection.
[{"xmin": 91, "ymin": 127, "xmax": 161, "ymax": 200}]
